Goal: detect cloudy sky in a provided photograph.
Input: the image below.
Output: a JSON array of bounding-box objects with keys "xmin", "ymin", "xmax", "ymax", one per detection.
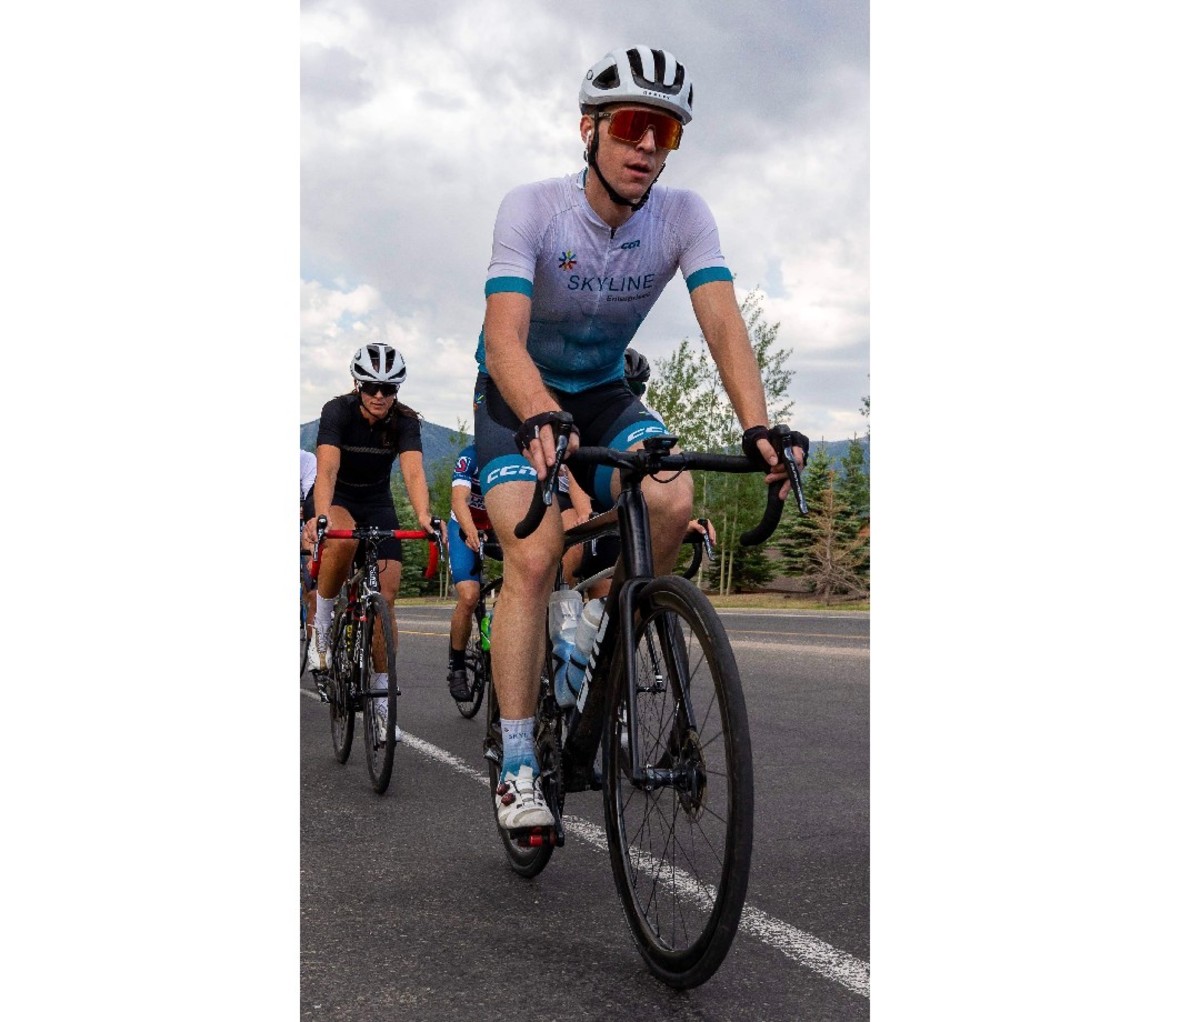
[{"xmin": 299, "ymin": 0, "xmax": 869, "ymax": 440}]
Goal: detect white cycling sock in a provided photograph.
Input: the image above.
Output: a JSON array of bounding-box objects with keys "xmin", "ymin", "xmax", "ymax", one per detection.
[
  {"xmin": 315, "ymin": 595, "xmax": 336, "ymax": 644},
  {"xmin": 500, "ymin": 717, "xmax": 537, "ymax": 778},
  {"xmin": 371, "ymin": 672, "xmax": 390, "ymax": 723}
]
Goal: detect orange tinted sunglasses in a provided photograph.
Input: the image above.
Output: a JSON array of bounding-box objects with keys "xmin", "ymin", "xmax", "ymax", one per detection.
[{"xmin": 601, "ymin": 108, "xmax": 684, "ymax": 151}]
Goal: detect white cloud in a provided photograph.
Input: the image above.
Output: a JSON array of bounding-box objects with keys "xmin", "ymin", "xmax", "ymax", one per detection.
[
  {"xmin": 300, "ymin": 279, "xmax": 481, "ymax": 427},
  {"xmin": 301, "ymin": 1, "xmax": 869, "ymax": 440}
]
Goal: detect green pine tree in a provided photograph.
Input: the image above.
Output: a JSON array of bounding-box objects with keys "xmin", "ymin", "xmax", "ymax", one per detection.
[{"xmin": 834, "ymin": 435, "xmax": 870, "ymax": 588}]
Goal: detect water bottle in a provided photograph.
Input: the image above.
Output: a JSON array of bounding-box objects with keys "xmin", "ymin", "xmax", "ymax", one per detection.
[
  {"xmin": 480, "ymin": 609, "xmax": 493, "ymax": 652},
  {"xmin": 548, "ymin": 590, "xmax": 583, "ymax": 706},
  {"xmin": 562, "ymin": 597, "xmax": 606, "ymax": 707}
]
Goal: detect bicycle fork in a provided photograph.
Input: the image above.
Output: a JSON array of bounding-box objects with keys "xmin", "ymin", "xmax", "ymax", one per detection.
[{"xmin": 618, "ymin": 583, "xmax": 703, "ymax": 796}]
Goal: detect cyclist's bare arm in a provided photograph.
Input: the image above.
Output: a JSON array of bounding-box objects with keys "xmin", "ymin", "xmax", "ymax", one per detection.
[
  {"xmin": 564, "ymin": 468, "xmax": 593, "ymax": 525},
  {"xmin": 690, "ymin": 279, "xmax": 807, "ymax": 489},
  {"xmin": 450, "ymin": 484, "xmax": 480, "ymax": 552},
  {"xmin": 399, "ymin": 450, "xmax": 437, "ymax": 537},
  {"xmin": 483, "ymin": 290, "xmax": 578, "ymax": 477}
]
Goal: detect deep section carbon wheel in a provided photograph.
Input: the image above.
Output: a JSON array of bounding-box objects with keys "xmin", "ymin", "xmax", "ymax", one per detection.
[
  {"xmin": 602, "ymin": 575, "xmax": 753, "ymax": 989},
  {"xmin": 485, "ymin": 680, "xmax": 555, "ymax": 878}
]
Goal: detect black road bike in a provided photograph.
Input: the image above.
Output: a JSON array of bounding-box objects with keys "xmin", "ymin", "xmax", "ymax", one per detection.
[
  {"xmin": 483, "ymin": 421, "xmax": 806, "ymax": 988},
  {"xmin": 309, "ymin": 516, "xmax": 442, "ymax": 794}
]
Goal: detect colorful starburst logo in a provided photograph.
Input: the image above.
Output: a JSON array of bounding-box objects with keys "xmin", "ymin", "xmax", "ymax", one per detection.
[{"xmin": 558, "ymin": 250, "xmax": 577, "ymax": 270}]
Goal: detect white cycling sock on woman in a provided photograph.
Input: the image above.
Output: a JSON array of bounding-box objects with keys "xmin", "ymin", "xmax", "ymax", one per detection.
[
  {"xmin": 371, "ymin": 671, "xmax": 390, "ymax": 721},
  {"xmin": 315, "ymin": 594, "xmax": 336, "ymax": 644}
]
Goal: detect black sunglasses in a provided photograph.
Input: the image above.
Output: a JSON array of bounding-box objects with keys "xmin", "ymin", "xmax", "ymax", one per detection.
[{"xmin": 359, "ymin": 382, "xmax": 398, "ymax": 397}]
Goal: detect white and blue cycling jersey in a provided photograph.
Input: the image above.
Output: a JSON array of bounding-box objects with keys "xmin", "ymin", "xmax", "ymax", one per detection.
[
  {"xmin": 450, "ymin": 444, "xmax": 491, "ymax": 531},
  {"xmin": 476, "ymin": 169, "xmax": 733, "ymax": 393}
]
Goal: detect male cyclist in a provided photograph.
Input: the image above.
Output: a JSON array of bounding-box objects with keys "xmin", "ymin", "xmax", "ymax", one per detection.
[
  {"xmin": 302, "ymin": 343, "xmax": 438, "ymax": 740},
  {"xmin": 473, "ymin": 45, "xmax": 807, "ymax": 829}
]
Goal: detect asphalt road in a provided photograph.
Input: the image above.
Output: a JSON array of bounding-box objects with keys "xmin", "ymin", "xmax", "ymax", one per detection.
[{"xmin": 300, "ymin": 605, "xmax": 869, "ymax": 1020}]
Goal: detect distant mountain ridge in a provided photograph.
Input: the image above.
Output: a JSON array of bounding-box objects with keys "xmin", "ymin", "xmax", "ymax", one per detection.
[{"xmin": 299, "ymin": 419, "xmax": 868, "ymax": 487}]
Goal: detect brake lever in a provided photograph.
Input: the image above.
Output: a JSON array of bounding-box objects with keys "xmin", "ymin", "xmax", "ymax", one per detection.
[
  {"xmin": 540, "ymin": 430, "xmax": 570, "ymax": 507},
  {"xmin": 780, "ymin": 445, "xmax": 808, "ymax": 516}
]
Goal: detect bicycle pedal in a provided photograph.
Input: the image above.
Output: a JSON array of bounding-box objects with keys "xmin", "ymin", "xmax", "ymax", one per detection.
[{"xmin": 513, "ymin": 826, "xmax": 561, "ymax": 849}]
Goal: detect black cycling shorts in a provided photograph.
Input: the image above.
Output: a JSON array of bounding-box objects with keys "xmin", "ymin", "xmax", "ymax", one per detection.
[
  {"xmin": 330, "ymin": 493, "xmax": 404, "ymax": 564},
  {"xmin": 473, "ymin": 372, "xmax": 669, "ymax": 509}
]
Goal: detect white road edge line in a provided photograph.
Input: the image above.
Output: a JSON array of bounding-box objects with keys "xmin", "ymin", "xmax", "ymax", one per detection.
[{"xmin": 301, "ymin": 688, "xmax": 870, "ymax": 998}]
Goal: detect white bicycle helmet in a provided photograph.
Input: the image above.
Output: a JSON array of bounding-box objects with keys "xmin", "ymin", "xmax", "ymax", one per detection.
[
  {"xmin": 350, "ymin": 342, "xmax": 407, "ymax": 385},
  {"xmin": 579, "ymin": 45, "xmax": 694, "ymax": 125}
]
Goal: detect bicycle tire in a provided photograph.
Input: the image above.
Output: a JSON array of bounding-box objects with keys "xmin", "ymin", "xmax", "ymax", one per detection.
[
  {"xmin": 361, "ymin": 595, "xmax": 399, "ymax": 794},
  {"xmin": 602, "ymin": 575, "xmax": 753, "ymax": 989},
  {"xmin": 484, "ymin": 680, "xmax": 554, "ymax": 877},
  {"xmin": 300, "ymin": 576, "xmax": 310, "ymax": 676},
  {"xmin": 455, "ymin": 613, "xmax": 487, "ymax": 719},
  {"xmin": 327, "ymin": 604, "xmax": 355, "ymax": 764}
]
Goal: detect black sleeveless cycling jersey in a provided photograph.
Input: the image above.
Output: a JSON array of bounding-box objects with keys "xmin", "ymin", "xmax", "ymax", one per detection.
[{"xmin": 315, "ymin": 393, "xmax": 423, "ymax": 504}]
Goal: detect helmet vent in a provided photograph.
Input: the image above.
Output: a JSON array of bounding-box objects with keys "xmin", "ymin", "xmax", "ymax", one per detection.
[
  {"xmin": 627, "ymin": 47, "xmax": 685, "ymax": 97},
  {"xmin": 593, "ymin": 65, "xmax": 619, "ymax": 91}
]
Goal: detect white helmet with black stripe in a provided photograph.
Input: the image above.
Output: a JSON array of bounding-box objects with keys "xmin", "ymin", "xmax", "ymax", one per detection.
[
  {"xmin": 579, "ymin": 45, "xmax": 694, "ymax": 125},
  {"xmin": 349, "ymin": 342, "xmax": 407, "ymax": 385}
]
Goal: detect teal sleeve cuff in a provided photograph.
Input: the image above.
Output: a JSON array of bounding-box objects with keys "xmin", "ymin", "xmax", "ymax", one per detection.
[
  {"xmin": 484, "ymin": 276, "xmax": 534, "ymax": 298},
  {"xmin": 684, "ymin": 266, "xmax": 734, "ymax": 291}
]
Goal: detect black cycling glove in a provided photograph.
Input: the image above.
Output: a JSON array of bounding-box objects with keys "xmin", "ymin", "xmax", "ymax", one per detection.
[
  {"xmin": 513, "ymin": 410, "xmax": 578, "ymax": 453},
  {"xmin": 742, "ymin": 425, "xmax": 811, "ymax": 470}
]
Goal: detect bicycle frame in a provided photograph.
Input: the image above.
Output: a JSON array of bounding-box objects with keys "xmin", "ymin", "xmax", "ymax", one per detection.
[
  {"xmin": 556, "ymin": 459, "xmax": 691, "ymax": 791},
  {"xmin": 310, "ymin": 519, "xmax": 444, "ymax": 673},
  {"xmin": 540, "ymin": 434, "xmax": 798, "ymax": 792}
]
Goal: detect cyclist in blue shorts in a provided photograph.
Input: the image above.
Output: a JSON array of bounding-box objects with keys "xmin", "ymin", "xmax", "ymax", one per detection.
[
  {"xmin": 445, "ymin": 444, "xmax": 493, "ymax": 701},
  {"xmin": 473, "ymin": 45, "xmax": 808, "ymax": 829},
  {"xmin": 446, "ymin": 444, "xmax": 590, "ymax": 702},
  {"xmin": 568, "ymin": 348, "xmax": 717, "ymax": 599}
]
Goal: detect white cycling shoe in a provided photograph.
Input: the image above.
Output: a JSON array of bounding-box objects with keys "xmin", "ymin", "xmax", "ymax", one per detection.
[
  {"xmin": 494, "ymin": 764, "xmax": 554, "ymax": 829},
  {"xmin": 372, "ymin": 709, "xmax": 401, "ymax": 745},
  {"xmin": 306, "ymin": 636, "xmax": 329, "ymax": 673}
]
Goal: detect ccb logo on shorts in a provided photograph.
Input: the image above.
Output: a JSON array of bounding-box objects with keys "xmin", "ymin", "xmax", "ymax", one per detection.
[
  {"xmin": 626, "ymin": 424, "xmax": 669, "ymax": 444},
  {"xmin": 485, "ymin": 462, "xmax": 536, "ymax": 486}
]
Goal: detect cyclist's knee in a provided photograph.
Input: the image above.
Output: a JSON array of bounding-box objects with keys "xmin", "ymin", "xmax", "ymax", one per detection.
[
  {"xmin": 500, "ymin": 541, "xmax": 560, "ymax": 597},
  {"xmin": 647, "ymin": 472, "xmax": 694, "ymax": 525}
]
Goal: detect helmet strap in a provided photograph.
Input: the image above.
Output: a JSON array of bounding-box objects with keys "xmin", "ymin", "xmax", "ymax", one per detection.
[{"xmin": 586, "ymin": 115, "xmax": 662, "ymax": 213}]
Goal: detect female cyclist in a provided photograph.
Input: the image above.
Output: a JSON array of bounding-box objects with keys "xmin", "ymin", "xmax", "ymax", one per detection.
[{"xmin": 301, "ymin": 343, "xmax": 438, "ymax": 738}]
